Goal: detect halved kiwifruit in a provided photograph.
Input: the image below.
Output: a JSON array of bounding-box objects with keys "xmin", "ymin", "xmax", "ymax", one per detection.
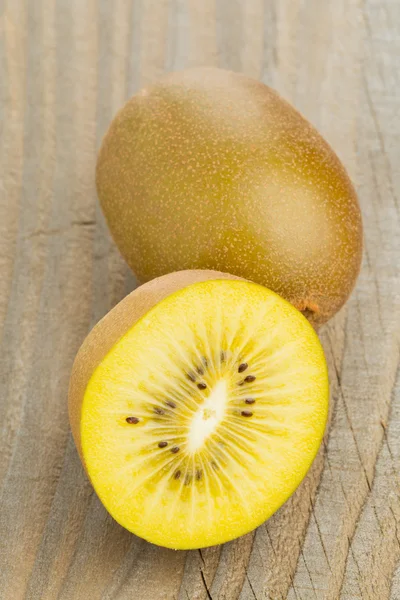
[{"xmin": 69, "ymin": 270, "xmax": 328, "ymax": 549}]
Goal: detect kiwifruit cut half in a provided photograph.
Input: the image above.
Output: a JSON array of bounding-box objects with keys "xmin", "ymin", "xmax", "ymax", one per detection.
[{"xmin": 69, "ymin": 270, "xmax": 328, "ymax": 549}]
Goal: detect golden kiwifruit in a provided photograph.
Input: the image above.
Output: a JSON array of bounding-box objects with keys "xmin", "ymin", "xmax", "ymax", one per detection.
[
  {"xmin": 69, "ymin": 270, "xmax": 328, "ymax": 549},
  {"xmin": 96, "ymin": 67, "xmax": 363, "ymax": 326}
]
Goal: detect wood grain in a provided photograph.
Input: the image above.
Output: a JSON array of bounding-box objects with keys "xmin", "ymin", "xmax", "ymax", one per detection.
[{"xmin": 0, "ymin": 1, "xmax": 399, "ymax": 598}]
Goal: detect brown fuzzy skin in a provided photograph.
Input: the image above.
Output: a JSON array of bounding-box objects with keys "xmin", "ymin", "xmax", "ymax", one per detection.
[
  {"xmin": 96, "ymin": 67, "xmax": 363, "ymax": 326},
  {"xmin": 68, "ymin": 270, "xmax": 243, "ymax": 464}
]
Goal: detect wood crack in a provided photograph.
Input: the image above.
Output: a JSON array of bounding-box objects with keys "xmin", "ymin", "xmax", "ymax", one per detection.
[
  {"xmin": 310, "ymin": 498, "xmax": 332, "ymax": 574},
  {"xmin": 246, "ymin": 572, "xmax": 258, "ymax": 600},
  {"xmin": 24, "ymin": 219, "xmax": 96, "ymax": 240},
  {"xmin": 331, "ymin": 337, "xmax": 373, "ymax": 493},
  {"xmin": 200, "ymin": 567, "xmax": 213, "ymax": 600},
  {"xmin": 362, "ymin": 72, "xmax": 400, "ymax": 216},
  {"xmin": 300, "ymin": 548, "xmax": 318, "ymax": 600}
]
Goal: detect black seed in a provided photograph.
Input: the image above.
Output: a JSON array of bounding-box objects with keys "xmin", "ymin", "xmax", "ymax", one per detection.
[
  {"xmin": 245, "ymin": 398, "xmax": 255, "ymax": 405},
  {"xmin": 187, "ymin": 371, "xmax": 196, "ymax": 382},
  {"xmin": 126, "ymin": 416, "xmax": 139, "ymax": 424},
  {"xmin": 165, "ymin": 400, "xmax": 176, "ymax": 409},
  {"xmin": 171, "ymin": 446, "xmax": 180, "ymax": 454},
  {"xmin": 196, "ymin": 469, "xmax": 203, "ymax": 481},
  {"xmin": 202, "ymin": 356, "xmax": 208, "ymax": 367},
  {"xmin": 220, "ymin": 351, "xmax": 226, "ymax": 363},
  {"xmin": 211, "ymin": 461, "xmax": 219, "ymax": 471},
  {"xmin": 158, "ymin": 441, "xmax": 168, "ymax": 448},
  {"xmin": 196, "ymin": 366, "xmax": 204, "ymax": 376},
  {"xmin": 241, "ymin": 410, "xmax": 253, "ymax": 417},
  {"xmin": 185, "ymin": 473, "xmax": 192, "ymax": 485},
  {"xmin": 154, "ymin": 407, "xmax": 165, "ymax": 415},
  {"xmin": 197, "ymin": 382, "xmax": 207, "ymax": 390},
  {"xmin": 238, "ymin": 362, "xmax": 248, "ymax": 373},
  {"xmin": 244, "ymin": 375, "xmax": 256, "ymax": 383},
  {"xmin": 174, "ymin": 470, "xmax": 181, "ymax": 480}
]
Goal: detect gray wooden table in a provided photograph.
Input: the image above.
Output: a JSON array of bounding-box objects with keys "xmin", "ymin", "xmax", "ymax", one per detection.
[{"xmin": 1, "ymin": 1, "xmax": 399, "ymax": 598}]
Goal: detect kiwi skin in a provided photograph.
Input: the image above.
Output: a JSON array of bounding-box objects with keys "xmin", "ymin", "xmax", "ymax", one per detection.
[
  {"xmin": 96, "ymin": 67, "xmax": 363, "ymax": 327},
  {"xmin": 68, "ymin": 270, "xmax": 243, "ymax": 466}
]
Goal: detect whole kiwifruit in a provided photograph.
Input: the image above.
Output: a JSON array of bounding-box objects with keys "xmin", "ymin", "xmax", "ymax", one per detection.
[
  {"xmin": 96, "ymin": 67, "xmax": 363, "ymax": 326},
  {"xmin": 69, "ymin": 269, "xmax": 328, "ymax": 549}
]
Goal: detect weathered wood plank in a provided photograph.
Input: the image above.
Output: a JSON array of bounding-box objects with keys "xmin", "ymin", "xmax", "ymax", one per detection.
[{"xmin": 0, "ymin": 1, "xmax": 398, "ymax": 599}]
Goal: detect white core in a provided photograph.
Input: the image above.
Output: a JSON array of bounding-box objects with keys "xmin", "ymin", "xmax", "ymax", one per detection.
[{"xmin": 187, "ymin": 379, "xmax": 227, "ymax": 453}]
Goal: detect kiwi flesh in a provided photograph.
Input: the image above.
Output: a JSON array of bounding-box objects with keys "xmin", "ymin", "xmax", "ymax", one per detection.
[
  {"xmin": 96, "ymin": 67, "xmax": 363, "ymax": 327},
  {"xmin": 69, "ymin": 270, "xmax": 328, "ymax": 549}
]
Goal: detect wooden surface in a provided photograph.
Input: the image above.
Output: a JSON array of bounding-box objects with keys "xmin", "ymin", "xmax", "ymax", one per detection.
[{"xmin": 0, "ymin": 1, "xmax": 399, "ymax": 598}]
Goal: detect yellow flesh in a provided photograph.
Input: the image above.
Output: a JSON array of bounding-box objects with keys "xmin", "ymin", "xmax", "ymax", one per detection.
[{"xmin": 81, "ymin": 280, "xmax": 328, "ymax": 549}]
